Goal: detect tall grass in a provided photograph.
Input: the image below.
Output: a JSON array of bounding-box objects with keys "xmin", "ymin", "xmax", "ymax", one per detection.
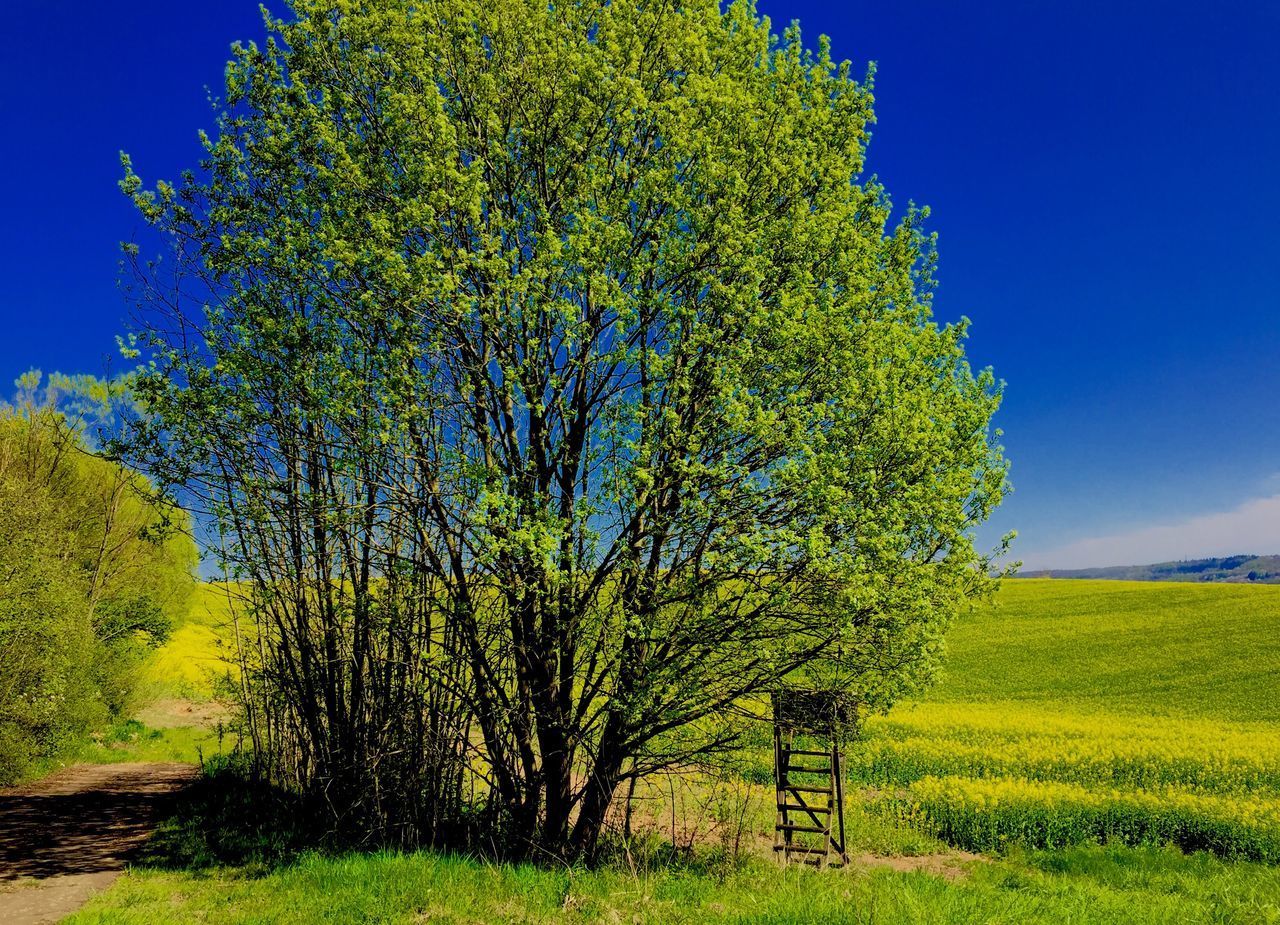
[{"xmin": 66, "ymin": 843, "xmax": 1280, "ymax": 925}]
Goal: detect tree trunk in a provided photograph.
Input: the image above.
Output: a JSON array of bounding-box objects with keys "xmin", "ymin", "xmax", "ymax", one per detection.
[{"xmin": 569, "ymin": 722, "xmax": 627, "ymax": 860}]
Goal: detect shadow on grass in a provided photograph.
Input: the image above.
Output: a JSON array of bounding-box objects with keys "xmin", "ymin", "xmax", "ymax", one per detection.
[
  {"xmin": 137, "ymin": 754, "xmax": 314, "ymax": 874},
  {"xmin": 138, "ymin": 755, "xmax": 764, "ymax": 882}
]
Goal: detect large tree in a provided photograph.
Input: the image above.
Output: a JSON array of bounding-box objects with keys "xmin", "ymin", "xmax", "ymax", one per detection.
[{"xmin": 120, "ymin": 0, "xmax": 1009, "ymax": 856}]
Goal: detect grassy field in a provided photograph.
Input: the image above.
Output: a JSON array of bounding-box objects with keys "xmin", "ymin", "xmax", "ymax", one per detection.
[
  {"xmin": 933, "ymin": 579, "xmax": 1280, "ymax": 721},
  {"xmin": 64, "ymin": 846, "xmax": 1280, "ymax": 924},
  {"xmin": 855, "ymin": 580, "xmax": 1280, "ymax": 862},
  {"xmin": 65, "ymin": 578, "xmax": 1280, "ymax": 923}
]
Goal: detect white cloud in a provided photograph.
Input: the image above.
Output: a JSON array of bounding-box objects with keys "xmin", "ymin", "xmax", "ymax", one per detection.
[{"xmin": 1020, "ymin": 493, "xmax": 1280, "ymax": 571}]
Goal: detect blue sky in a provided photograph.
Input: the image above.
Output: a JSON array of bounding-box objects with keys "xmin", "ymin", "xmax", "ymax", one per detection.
[{"xmin": 2, "ymin": 1, "xmax": 1277, "ymax": 569}]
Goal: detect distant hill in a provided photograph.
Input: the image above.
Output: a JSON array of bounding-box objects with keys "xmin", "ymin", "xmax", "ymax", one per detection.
[{"xmin": 1017, "ymin": 554, "xmax": 1280, "ymax": 584}]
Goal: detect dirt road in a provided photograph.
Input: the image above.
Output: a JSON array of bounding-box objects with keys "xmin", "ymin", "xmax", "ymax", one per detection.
[{"xmin": 0, "ymin": 762, "xmax": 196, "ymax": 924}]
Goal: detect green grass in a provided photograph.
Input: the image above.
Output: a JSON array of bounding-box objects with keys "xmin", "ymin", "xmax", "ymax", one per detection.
[
  {"xmin": 68, "ymin": 719, "xmax": 224, "ymax": 766},
  {"xmin": 64, "ymin": 578, "xmax": 1280, "ymax": 923},
  {"xmin": 25, "ymin": 717, "xmax": 227, "ymax": 780},
  {"xmin": 936, "ymin": 579, "xmax": 1280, "ymax": 721},
  {"xmin": 67, "ymin": 844, "xmax": 1280, "ymax": 924}
]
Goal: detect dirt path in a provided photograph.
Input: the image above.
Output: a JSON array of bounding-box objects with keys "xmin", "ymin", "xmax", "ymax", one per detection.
[{"xmin": 0, "ymin": 762, "xmax": 196, "ymax": 925}]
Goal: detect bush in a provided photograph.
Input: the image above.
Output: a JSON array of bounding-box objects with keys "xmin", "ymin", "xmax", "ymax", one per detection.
[{"xmin": 0, "ymin": 385, "xmax": 196, "ymax": 784}]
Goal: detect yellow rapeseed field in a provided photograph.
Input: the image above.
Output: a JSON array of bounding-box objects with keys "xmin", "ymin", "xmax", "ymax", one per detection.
[{"xmin": 855, "ymin": 579, "xmax": 1280, "ymax": 859}]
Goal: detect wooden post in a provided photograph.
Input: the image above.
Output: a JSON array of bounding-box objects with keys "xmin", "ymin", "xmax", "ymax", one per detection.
[
  {"xmin": 772, "ymin": 722, "xmax": 791, "ymax": 860},
  {"xmin": 831, "ymin": 740, "xmax": 848, "ymax": 863}
]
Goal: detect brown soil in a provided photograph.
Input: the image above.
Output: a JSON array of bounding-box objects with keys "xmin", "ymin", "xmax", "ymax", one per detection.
[
  {"xmin": 851, "ymin": 849, "xmax": 984, "ymax": 880},
  {"xmin": 134, "ymin": 697, "xmax": 230, "ymax": 729},
  {"xmin": 0, "ymin": 762, "xmax": 196, "ymax": 925}
]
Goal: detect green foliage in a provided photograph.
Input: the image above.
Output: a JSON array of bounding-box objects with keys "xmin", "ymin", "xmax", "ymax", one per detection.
[
  {"xmin": 0, "ymin": 379, "xmax": 197, "ymax": 783},
  {"xmin": 119, "ymin": 0, "xmax": 1008, "ymax": 855},
  {"xmin": 0, "ymin": 466, "xmax": 99, "ymax": 779}
]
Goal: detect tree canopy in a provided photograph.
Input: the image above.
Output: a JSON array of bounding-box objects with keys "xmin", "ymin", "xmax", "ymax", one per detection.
[{"xmin": 120, "ymin": 0, "xmax": 1009, "ymax": 856}]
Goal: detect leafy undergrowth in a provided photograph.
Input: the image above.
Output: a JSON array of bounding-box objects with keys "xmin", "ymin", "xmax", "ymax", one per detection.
[{"xmin": 136, "ymin": 754, "xmax": 315, "ymax": 871}]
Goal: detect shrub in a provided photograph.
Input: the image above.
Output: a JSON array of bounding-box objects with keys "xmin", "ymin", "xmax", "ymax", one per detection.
[{"xmin": 0, "ymin": 388, "xmax": 196, "ymax": 783}]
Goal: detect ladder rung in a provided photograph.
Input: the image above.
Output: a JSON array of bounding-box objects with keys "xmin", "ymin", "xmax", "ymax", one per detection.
[
  {"xmin": 778, "ymin": 803, "xmax": 831, "ymax": 813},
  {"xmin": 785, "ymin": 749, "xmax": 833, "ymax": 757},
  {"xmin": 785, "ymin": 765, "xmax": 830, "ymax": 774},
  {"xmin": 773, "ymin": 844, "xmax": 830, "ymax": 854},
  {"xmin": 783, "ymin": 784, "xmax": 832, "ymax": 794},
  {"xmin": 777, "ymin": 823, "xmax": 828, "ymax": 833}
]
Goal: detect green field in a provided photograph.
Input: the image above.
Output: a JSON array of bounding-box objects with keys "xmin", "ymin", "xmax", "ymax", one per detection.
[
  {"xmin": 856, "ymin": 580, "xmax": 1280, "ymax": 861},
  {"xmin": 68, "ymin": 579, "xmax": 1280, "ymax": 924},
  {"xmin": 63, "ymin": 846, "xmax": 1280, "ymax": 925},
  {"xmin": 935, "ymin": 579, "xmax": 1280, "ymax": 721}
]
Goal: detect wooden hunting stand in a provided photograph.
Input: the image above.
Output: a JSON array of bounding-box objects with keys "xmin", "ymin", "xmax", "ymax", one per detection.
[{"xmin": 771, "ymin": 688, "xmax": 858, "ymax": 867}]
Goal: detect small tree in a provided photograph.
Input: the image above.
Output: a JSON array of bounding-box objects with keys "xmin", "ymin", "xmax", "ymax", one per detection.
[{"xmin": 120, "ymin": 0, "xmax": 1009, "ymax": 857}]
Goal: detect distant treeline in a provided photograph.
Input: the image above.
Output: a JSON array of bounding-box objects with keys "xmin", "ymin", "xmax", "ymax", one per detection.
[
  {"xmin": 1018, "ymin": 555, "xmax": 1280, "ymax": 584},
  {"xmin": 0, "ymin": 373, "xmax": 195, "ymax": 784}
]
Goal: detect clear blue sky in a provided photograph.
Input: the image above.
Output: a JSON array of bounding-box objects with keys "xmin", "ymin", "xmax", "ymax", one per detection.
[{"xmin": 2, "ymin": 1, "xmax": 1277, "ymax": 568}]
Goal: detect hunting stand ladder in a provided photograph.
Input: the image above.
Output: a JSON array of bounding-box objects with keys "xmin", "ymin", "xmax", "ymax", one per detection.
[{"xmin": 771, "ymin": 688, "xmax": 858, "ymax": 867}]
